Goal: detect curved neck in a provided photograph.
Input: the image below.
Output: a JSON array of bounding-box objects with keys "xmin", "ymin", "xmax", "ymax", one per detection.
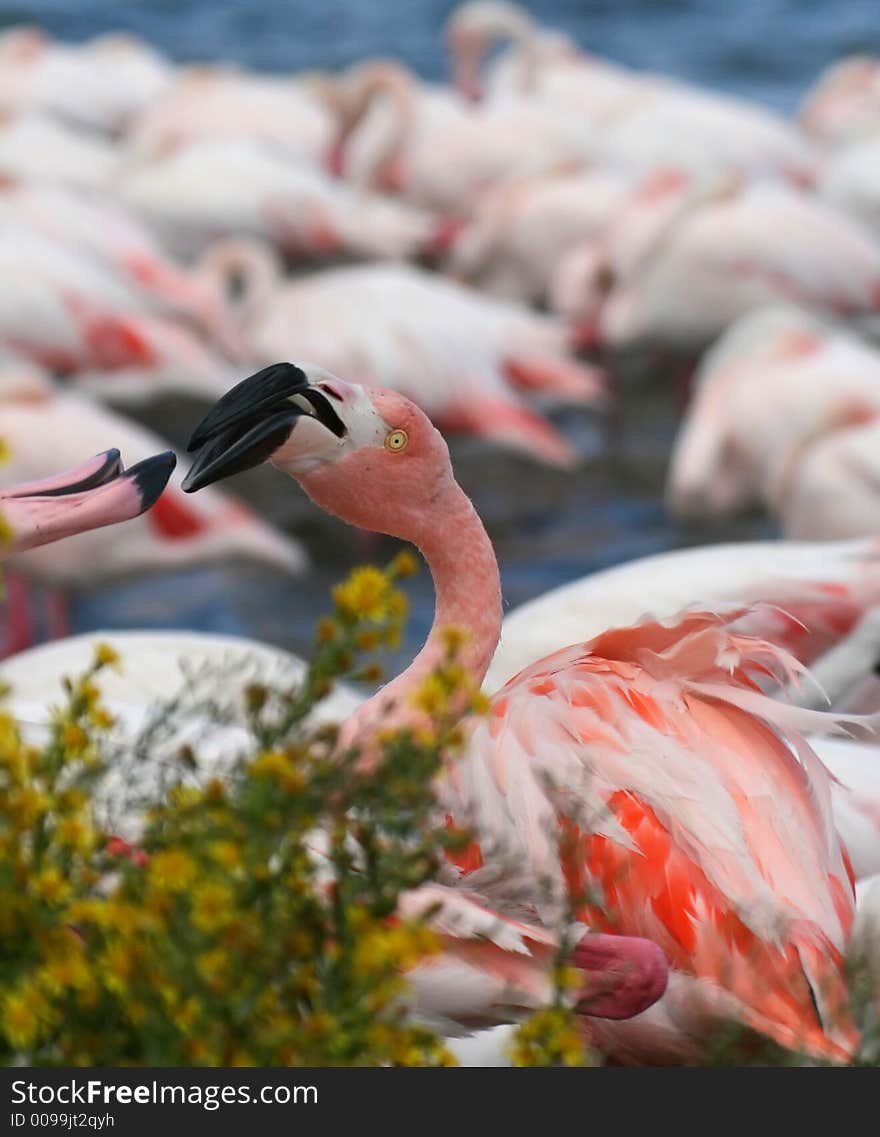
[
  {"xmin": 197, "ymin": 238, "xmax": 281, "ymax": 327},
  {"xmin": 347, "ymin": 478, "xmax": 503, "ymax": 744},
  {"xmin": 339, "ymin": 65, "xmax": 415, "ymax": 187}
]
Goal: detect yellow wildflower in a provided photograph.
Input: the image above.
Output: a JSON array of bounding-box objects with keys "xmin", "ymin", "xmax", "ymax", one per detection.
[
  {"xmin": 0, "ymin": 507, "xmax": 14, "ymax": 548},
  {"xmin": 210, "ymin": 840, "xmax": 242, "ymax": 870},
  {"xmin": 411, "ymin": 674, "xmax": 449, "ymax": 718},
  {"xmin": 101, "ymin": 942, "xmax": 135, "ymax": 994},
  {"xmin": 32, "ymin": 867, "xmax": 71, "ymax": 905},
  {"xmin": 250, "ymin": 750, "xmax": 290, "ymax": 780},
  {"xmin": 3, "ymin": 983, "xmax": 51, "ymax": 1050},
  {"xmin": 192, "ymin": 882, "xmax": 234, "ymax": 932},
  {"xmin": 93, "ymin": 642, "xmax": 121, "ymax": 669},
  {"xmin": 333, "ymin": 566, "xmax": 390, "ymax": 621},
  {"xmin": 389, "ymin": 549, "xmax": 419, "ymax": 578},
  {"xmin": 148, "ymin": 849, "xmax": 196, "ymax": 893},
  {"xmin": 60, "ymin": 722, "xmax": 88, "ymax": 754},
  {"xmin": 55, "ymin": 816, "xmax": 95, "ymax": 855},
  {"xmin": 439, "ymin": 625, "xmax": 470, "ymax": 656}
]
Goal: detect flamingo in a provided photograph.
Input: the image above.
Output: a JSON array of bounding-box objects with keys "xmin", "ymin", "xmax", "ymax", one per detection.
[
  {"xmin": 554, "ymin": 176, "xmax": 880, "ymax": 362},
  {"xmin": 446, "ymin": 3, "xmax": 816, "ymax": 184},
  {"xmin": 442, "ymin": 168, "xmax": 633, "ymax": 305},
  {"xmin": 819, "ymin": 134, "xmax": 880, "ymax": 240},
  {"xmin": 0, "ymin": 448, "xmax": 174, "ymax": 558},
  {"xmin": 0, "ymin": 110, "xmax": 120, "ymax": 189},
  {"xmin": 198, "ymin": 248, "xmax": 605, "ymax": 466},
  {"xmin": 124, "ymin": 64, "xmax": 335, "ymax": 166},
  {"xmin": 445, "ymin": 1, "xmax": 646, "ymax": 117},
  {"xmin": 0, "ymin": 181, "xmax": 238, "ymax": 355},
  {"xmin": 180, "ymin": 361, "xmax": 873, "ymax": 1063},
  {"xmin": 0, "ymin": 226, "xmax": 228, "ymax": 380},
  {"xmin": 778, "ymin": 419, "xmax": 880, "ymax": 541},
  {"xmin": 0, "ymin": 25, "xmax": 172, "ymax": 135},
  {"xmin": 115, "ymin": 137, "xmax": 439, "ymax": 263},
  {"xmin": 0, "ymin": 363, "xmax": 306, "ymax": 654},
  {"xmin": 799, "ymin": 56, "xmax": 880, "ymax": 146},
  {"xmin": 667, "ymin": 305, "xmax": 880, "ymax": 525},
  {"xmin": 329, "ymin": 57, "xmax": 594, "ymax": 217}
]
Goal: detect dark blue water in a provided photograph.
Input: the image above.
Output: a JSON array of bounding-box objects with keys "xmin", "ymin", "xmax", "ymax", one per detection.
[
  {"xmin": 1, "ymin": 0, "xmax": 878, "ymax": 112},
  {"xmin": 0, "ymin": 0, "xmax": 835, "ymax": 669}
]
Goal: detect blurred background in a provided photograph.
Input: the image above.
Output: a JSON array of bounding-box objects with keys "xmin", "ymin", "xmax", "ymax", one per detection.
[{"xmin": 1, "ymin": 0, "xmax": 879, "ymax": 675}]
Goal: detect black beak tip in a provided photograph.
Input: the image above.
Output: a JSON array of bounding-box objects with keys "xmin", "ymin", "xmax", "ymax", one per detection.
[
  {"xmin": 129, "ymin": 451, "xmax": 177, "ymax": 512},
  {"xmin": 185, "ymin": 362, "xmax": 310, "ymax": 452}
]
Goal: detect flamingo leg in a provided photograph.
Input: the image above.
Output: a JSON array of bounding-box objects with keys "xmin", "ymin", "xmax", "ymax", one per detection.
[
  {"xmin": 1, "ymin": 571, "xmax": 36, "ymax": 658},
  {"xmin": 45, "ymin": 588, "xmax": 70, "ymax": 642}
]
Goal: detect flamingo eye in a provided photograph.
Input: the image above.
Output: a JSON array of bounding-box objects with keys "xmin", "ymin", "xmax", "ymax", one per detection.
[{"xmin": 385, "ymin": 429, "xmax": 408, "ymax": 452}]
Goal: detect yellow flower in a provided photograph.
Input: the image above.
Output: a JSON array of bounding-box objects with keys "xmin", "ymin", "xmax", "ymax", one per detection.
[
  {"xmin": 192, "ymin": 882, "xmax": 233, "ymax": 932},
  {"xmin": 196, "ymin": 948, "xmax": 229, "ymax": 987},
  {"xmin": 389, "ymin": 549, "xmax": 419, "ymax": 578},
  {"xmin": 101, "ymin": 942, "xmax": 135, "ymax": 993},
  {"xmin": 93, "ymin": 642, "xmax": 121, "ymax": 670},
  {"xmin": 250, "ymin": 750, "xmax": 290, "ymax": 780},
  {"xmin": 40, "ymin": 949, "xmax": 92, "ymax": 996},
  {"xmin": 439, "ymin": 625, "xmax": 470, "ymax": 657},
  {"xmin": 333, "ymin": 566, "xmax": 390, "ymax": 621},
  {"xmin": 411, "ymin": 674, "xmax": 449, "ymax": 718},
  {"xmin": 32, "ymin": 867, "xmax": 71, "ymax": 905},
  {"xmin": 55, "ymin": 816, "xmax": 95, "ymax": 855},
  {"xmin": 60, "ymin": 722, "xmax": 88, "ymax": 754},
  {"xmin": 210, "ymin": 840, "xmax": 242, "ymax": 870},
  {"xmin": 148, "ymin": 849, "xmax": 196, "ymax": 893},
  {"xmin": 172, "ymin": 997, "xmax": 201, "ymax": 1033},
  {"xmin": 3, "ymin": 984, "xmax": 50, "ymax": 1050},
  {"xmin": 0, "ymin": 507, "xmax": 14, "ymax": 548}
]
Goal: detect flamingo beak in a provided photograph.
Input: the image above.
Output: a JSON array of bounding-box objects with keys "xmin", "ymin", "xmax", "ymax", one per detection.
[
  {"xmin": 0, "ymin": 449, "xmax": 177, "ymax": 554},
  {"xmin": 182, "ymin": 362, "xmax": 347, "ymax": 492}
]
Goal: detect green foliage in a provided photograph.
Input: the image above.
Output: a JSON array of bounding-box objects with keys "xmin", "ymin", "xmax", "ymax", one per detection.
[{"xmin": 0, "ymin": 556, "xmax": 587, "ymax": 1067}]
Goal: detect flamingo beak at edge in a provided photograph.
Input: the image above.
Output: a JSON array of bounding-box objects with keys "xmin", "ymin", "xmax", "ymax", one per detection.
[
  {"xmin": 181, "ymin": 362, "xmax": 347, "ymax": 493},
  {"xmin": 0, "ymin": 449, "xmax": 177, "ymax": 554}
]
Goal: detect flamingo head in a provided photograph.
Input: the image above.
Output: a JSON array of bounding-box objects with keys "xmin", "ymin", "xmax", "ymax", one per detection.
[
  {"xmin": 183, "ymin": 363, "xmax": 454, "ymax": 541},
  {"xmin": 445, "ymin": 1, "xmax": 534, "ymax": 101},
  {"xmin": 0, "ymin": 448, "xmax": 176, "ymax": 555}
]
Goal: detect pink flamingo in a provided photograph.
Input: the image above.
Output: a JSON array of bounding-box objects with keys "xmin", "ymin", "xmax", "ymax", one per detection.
[
  {"xmin": 446, "ymin": 3, "xmax": 815, "ymax": 184},
  {"xmin": 0, "ymin": 226, "xmax": 227, "ymax": 378},
  {"xmin": 445, "ymin": 1, "xmax": 644, "ymax": 116},
  {"xmin": 125, "ymin": 64, "xmax": 335, "ymax": 166},
  {"xmin": 0, "ymin": 180, "xmax": 238, "ymax": 355},
  {"xmin": 667, "ymin": 305, "xmax": 880, "ymax": 525},
  {"xmin": 554, "ymin": 174, "xmax": 880, "ymax": 362},
  {"xmin": 182, "ymin": 361, "xmax": 869, "ymax": 1063},
  {"xmin": 0, "ymin": 25, "xmax": 172, "ymax": 134},
  {"xmin": 116, "ymin": 137, "xmax": 439, "ymax": 263},
  {"xmin": 328, "ymin": 58, "xmax": 593, "ymax": 218},
  {"xmin": 799, "ymin": 56, "xmax": 880, "ymax": 146},
  {"xmin": 0, "ymin": 447, "xmax": 174, "ymax": 558},
  {"xmin": 0, "ymin": 109, "xmax": 120, "ymax": 189},
  {"xmin": 820, "ymin": 134, "xmax": 880, "ymax": 240},
  {"xmin": 442, "ymin": 168, "xmax": 633, "ymax": 305},
  {"xmin": 198, "ymin": 246, "xmax": 605, "ymax": 466}
]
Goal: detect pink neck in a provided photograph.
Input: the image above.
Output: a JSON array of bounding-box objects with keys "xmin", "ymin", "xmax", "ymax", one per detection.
[{"xmin": 349, "ymin": 479, "xmax": 502, "ymax": 741}]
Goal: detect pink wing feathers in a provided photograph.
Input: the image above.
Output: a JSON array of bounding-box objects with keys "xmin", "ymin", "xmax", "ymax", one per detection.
[{"xmin": 444, "ymin": 608, "xmax": 865, "ymax": 1060}]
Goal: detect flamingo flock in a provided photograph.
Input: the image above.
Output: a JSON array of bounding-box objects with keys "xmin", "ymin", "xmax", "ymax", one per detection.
[{"xmin": 3, "ymin": 1, "xmax": 880, "ymax": 1064}]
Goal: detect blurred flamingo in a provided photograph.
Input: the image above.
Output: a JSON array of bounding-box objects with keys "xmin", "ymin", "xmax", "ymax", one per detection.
[
  {"xmin": 0, "ymin": 25, "xmax": 172, "ymax": 134},
  {"xmin": 667, "ymin": 305, "xmax": 880, "ymax": 524},
  {"xmin": 125, "ymin": 64, "xmax": 335, "ymax": 165},
  {"xmin": 329, "ymin": 57, "xmax": 594, "ymax": 217},
  {"xmin": 0, "ymin": 180, "xmax": 239, "ymax": 354},
  {"xmin": 116, "ymin": 137, "xmax": 439, "ymax": 263},
  {"xmin": 0, "ymin": 110, "xmax": 120, "ymax": 188},
  {"xmin": 553, "ymin": 175, "xmax": 880, "ymax": 362},
  {"xmin": 199, "ymin": 246, "xmax": 605, "ymax": 465},
  {"xmin": 799, "ymin": 56, "xmax": 880, "ymax": 146},
  {"xmin": 0, "ymin": 226, "xmax": 230, "ymax": 379}
]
